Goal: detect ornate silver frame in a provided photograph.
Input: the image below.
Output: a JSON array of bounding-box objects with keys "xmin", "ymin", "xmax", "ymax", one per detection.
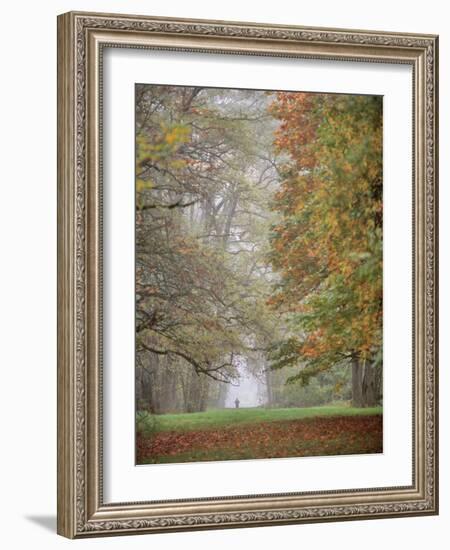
[{"xmin": 57, "ymin": 11, "xmax": 439, "ymax": 538}]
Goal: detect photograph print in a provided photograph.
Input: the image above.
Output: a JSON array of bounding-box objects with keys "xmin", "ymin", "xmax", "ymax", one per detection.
[{"xmin": 135, "ymin": 83, "xmax": 383, "ymax": 465}]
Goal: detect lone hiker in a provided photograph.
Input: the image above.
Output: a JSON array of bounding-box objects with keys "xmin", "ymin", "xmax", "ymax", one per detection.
[{"xmin": 234, "ymin": 398, "xmax": 240, "ymax": 409}]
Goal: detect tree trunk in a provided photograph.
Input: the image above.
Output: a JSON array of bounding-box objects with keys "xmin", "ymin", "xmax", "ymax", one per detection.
[
  {"xmin": 185, "ymin": 369, "xmax": 208, "ymax": 412},
  {"xmin": 264, "ymin": 365, "xmax": 273, "ymax": 407},
  {"xmin": 217, "ymin": 382, "xmax": 228, "ymax": 408},
  {"xmin": 137, "ymin": 352, "xmax": 160, "ymax": 413},
  {"xmin": 352, "ymin": 357, "xmax": 379, "ymax": 407},
  {"xmin": 362, "ymin": 361, "xmax": 378, "ymax": 406},
  {"xmin": 351, "ymin": 357, "xmax": 364, "ymax": 407}
]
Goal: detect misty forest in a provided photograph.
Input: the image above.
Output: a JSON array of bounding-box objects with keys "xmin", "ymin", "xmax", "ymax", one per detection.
[{"xmin": 135, "ymin": 84, "xmax": 383, "ymax": 464}]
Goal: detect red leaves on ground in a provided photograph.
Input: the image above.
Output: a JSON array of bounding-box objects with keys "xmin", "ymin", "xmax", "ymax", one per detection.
[{"xmin": 137, "ymin": 415, "xmax": 382, "ymax": 464}]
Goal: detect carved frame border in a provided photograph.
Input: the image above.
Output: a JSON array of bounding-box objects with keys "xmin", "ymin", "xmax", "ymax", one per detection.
[{"xmin": 57, "ymin": 11, "xmax": 438, "ymax": 538}]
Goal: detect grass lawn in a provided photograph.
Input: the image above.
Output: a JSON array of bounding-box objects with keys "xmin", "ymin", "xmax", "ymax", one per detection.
[
  {"xmin": 136, "ymin": 406, "xmax": 383, "ymax": 464},
  {"xmin": 137, "ymin": 405, "xmax": 382, "ymax": 433}
]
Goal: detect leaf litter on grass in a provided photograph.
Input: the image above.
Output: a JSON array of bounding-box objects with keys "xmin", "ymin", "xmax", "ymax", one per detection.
[{"xmin": 137, "ymin": 414, "xmax": 382, "ymax": 464}]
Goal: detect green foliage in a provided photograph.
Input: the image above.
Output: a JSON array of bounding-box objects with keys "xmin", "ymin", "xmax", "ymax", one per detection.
[{"xmin": 136, "ymin": 410, "xmax": 159, "ymax": 440}]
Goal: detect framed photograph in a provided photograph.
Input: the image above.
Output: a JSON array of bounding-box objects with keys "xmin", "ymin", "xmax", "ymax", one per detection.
[{"xmin": 57, "ymin": 11, "xmax": 439, "ymax": 538}]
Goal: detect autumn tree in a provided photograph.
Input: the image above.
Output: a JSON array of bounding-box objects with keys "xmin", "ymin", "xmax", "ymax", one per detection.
[
  {"xmin": 268, "ymin": 92, "xmax": 383, "ymax": 407},
  {"xmin": 135, "ymin": 85, "xmax": 281, "ymax": 413}
]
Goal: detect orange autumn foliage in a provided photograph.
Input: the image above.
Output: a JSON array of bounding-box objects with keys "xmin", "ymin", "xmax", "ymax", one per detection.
[{"xmin": 268, "ymin": 92, "xmax": 383, "ymax": 377}]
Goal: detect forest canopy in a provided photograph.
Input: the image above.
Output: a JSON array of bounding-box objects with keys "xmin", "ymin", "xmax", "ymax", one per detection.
[{"xmin": 135, "ymin": 84, "xmax": 383, "ymax": 414}]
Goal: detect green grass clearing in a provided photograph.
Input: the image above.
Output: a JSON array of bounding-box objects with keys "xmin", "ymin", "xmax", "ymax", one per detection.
[{"xmin": 137, "ymin": 405, "xmax": 382, "ymax": 433}]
